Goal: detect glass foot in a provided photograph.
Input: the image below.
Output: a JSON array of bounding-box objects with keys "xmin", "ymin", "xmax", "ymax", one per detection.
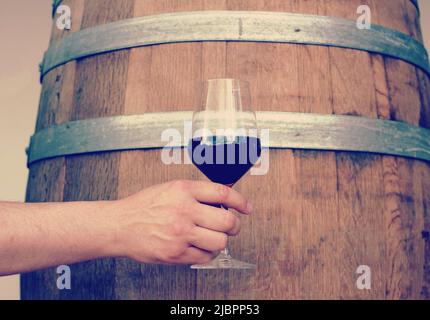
[{"xmin": 191, "ymin": 251, "xmax": 256, "ymax": 270}]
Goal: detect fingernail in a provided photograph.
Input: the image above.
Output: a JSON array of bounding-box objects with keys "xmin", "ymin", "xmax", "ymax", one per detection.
[{"xmin": 246, "ymin": 202, "xmax": 253, "ymax": 214}]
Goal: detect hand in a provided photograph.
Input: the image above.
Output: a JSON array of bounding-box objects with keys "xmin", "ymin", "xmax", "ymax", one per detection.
[{"xmin": 108, "ymin": 180, "xmax": 252, "ymax": 265}]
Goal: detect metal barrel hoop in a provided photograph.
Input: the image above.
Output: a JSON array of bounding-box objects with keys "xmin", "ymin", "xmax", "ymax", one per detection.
[
  {"xmin": 40, "ymin": 11, "xmax": 430, "ymax": 80},
  {"xmin": 27, "ymin": 112, "xmax": 430, "ymax": 165}
]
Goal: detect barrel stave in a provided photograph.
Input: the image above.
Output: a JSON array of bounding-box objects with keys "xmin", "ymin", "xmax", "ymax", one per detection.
[{"xmin": 22, "ymin": 0, "xmax": 429, "ymax": 300}]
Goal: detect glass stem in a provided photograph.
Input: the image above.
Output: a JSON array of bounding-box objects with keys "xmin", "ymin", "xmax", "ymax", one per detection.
[
  {"xmin": 219, "ymin": 204, "xmax": 231, "ymax": 258},
  {"xmin": 221, "ymin": 247, "xmax": 230, "ymax": 256}
]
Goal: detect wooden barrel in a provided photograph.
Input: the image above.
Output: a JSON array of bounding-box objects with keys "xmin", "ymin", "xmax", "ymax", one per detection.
[{"xmin": 23, "ymin": 0, "xmax": 430, "ymax": 300}]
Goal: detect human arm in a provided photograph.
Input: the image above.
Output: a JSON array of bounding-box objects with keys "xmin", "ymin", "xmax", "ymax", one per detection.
[{"xmin": 0, "ymin": 180, "xmax": 252, "ymax": 276}]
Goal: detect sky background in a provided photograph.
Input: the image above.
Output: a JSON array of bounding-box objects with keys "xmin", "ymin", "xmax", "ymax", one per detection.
[{"xmin": 0, "ymin": 0, "xmax": 429, "ymax": 300}]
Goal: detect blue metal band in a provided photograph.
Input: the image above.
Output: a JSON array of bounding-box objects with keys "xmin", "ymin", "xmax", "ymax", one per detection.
[
  {"xmin": 27, "ymin": 112, "xmax": 430, "ymax": 165},
  {"xmin": 40, "ymin": 11, "xmax": 430, "ymax": 79}
]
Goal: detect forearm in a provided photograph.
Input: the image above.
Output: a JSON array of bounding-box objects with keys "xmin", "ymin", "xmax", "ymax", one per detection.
[
  {"xmin": 0, "ymin": 201, "xmax": 119, "ymax": 276},
  {"xmin": 0, "ymin": 180, "xmax": 250, "ymax": 275}
]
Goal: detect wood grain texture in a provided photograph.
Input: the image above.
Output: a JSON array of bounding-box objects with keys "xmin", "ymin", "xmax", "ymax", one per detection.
[
  {"xmin": 21, "ymin": 0, "xmax": 85, "ymax": 300},
  {"xmin": 23, "ymin": 0, "xmax": 429, "ymax": 300},
  {"xmin": 378, "ymin": 0, "xmax": 428, "ymax": 299},
  {"xmin": 325, "ymin": 1, "xmax": 383, "ymax": 300},
  {"xmin": 60, "ymin": 0, "xmax": 135, "ymax": 300},
  {"xmin": 293, "ymin": 1, "xmax": 341, "ymax": 300}
]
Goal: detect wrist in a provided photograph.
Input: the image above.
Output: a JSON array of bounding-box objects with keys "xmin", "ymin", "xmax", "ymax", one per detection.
[
  {"xmin": 86, "ymin": 200, "xmax": 125, "ymax": 259},
  {"xmin": 100, "ymin": 197, "xmax": 156, "ymax": 264}
]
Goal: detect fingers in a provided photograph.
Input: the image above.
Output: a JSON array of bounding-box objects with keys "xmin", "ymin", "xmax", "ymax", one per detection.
[
  {"xmin": 180, "ymin": 247, "xmax": 217, "ymax": 265},
  {"xmin": 191, "ymin": 203, "xmax": 241, "ymax": 236},
  {"xmin": 188, "ymin": 226, "xmax": 228, "ymax": 252},
  {"xmin": 180, "ymin": 180, "xmax": 251, "ymax": 215}
]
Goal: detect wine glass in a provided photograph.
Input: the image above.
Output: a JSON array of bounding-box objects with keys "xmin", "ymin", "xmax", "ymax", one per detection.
[{"xmin": 188, "ymin": 79, "xmax": 261, "ymax": 269}]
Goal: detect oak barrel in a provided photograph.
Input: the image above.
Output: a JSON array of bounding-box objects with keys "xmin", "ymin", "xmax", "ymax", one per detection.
[{"xmin": 23, "ymin": 0, "xmax": 430, "ymax": 299}]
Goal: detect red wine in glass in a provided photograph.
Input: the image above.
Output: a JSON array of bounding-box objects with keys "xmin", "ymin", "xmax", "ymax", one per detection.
[
  {"xmin": 189, "ymin": 136, "xmax": 261, "ymax": 186},
  {"xmin": 189, "ymin": 79, "xmax": 260, "ymax": 269}
]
